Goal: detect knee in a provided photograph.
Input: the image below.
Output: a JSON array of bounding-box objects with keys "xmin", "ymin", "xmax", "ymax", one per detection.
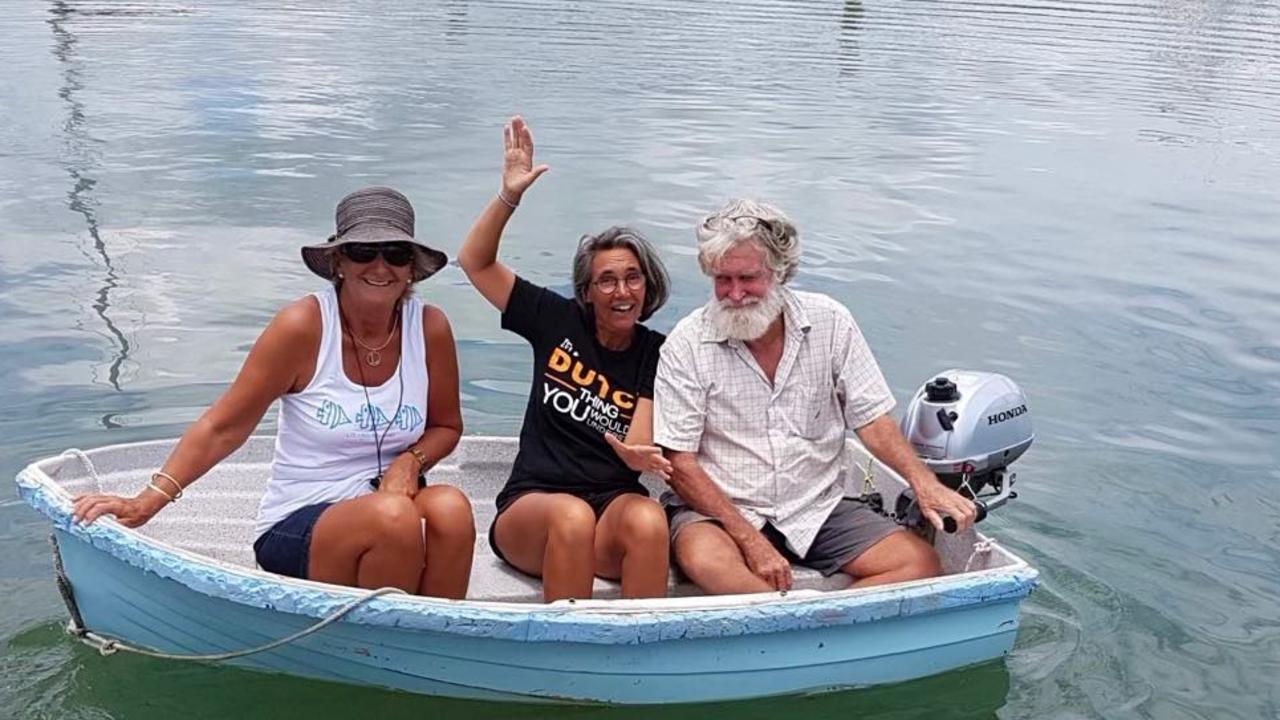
[
  {"xmin": 365, "ymin": 494, "xmax": 422, "ymax": 544},
  {"xmin": 902, "ymin": 540, "xmax": 943, "ymax": 580},
  {"xmin": 618, "ymin": 499, "xmax": 669, "ymax": 549},
  {"xmin": 546, "ymin": 496, "xmax": 596, "ymax": 546},
  {"xmin": 337, "ymin": 496, "xmax": 422, "ymax": 568},
  {"xmin": 675, "ymin": 549, "xmax": 717, "ymax": 580},
  {"xmin": 419, "ymin": 487, "xmax": 476, "ymax": 540},
  {"xmin": 673, "ymin": 531, "xmax": 721, "ymax": 578}
]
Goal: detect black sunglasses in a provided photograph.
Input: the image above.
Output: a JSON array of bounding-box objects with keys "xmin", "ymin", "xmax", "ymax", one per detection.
[{"xmin": 340, "ymin": 242, "xmax": 415, "ymax": 267}]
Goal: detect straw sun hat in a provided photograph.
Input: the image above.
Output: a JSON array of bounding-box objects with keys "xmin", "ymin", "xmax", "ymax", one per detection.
[{"xmin": 301, "ymin": 186, "xmax": 447, "ymax": 282}]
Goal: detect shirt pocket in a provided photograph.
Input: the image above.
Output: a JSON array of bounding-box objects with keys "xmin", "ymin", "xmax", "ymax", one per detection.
[
  {"xmin": 790, "ymin": 379, "xmax": 835, "ymax": 440},
  {"xmin": 803, "ymin": 384, "xmax": 834, "ymax": 440}
]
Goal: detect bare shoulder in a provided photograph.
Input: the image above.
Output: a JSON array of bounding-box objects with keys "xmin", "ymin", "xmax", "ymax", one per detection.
[
  {"xmin": 268, "ymin": 295, "xmax": 323, "ymax": 344},
  {"xmin": 238, "ymin": 295, "xmax": 322, "ymax": 395},
  {"xmin": 420, "ymin": 302, "xmax": 455, "ymax": 341}
]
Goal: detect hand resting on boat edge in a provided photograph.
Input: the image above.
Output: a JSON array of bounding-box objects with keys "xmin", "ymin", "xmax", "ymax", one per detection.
[
  {"xmin": 66, "ymin": 121, "xmax": 986, "ymax": 605},
  {"xmin": 72, "ymin": 186, "xmax": 476, "ymax": 599}
]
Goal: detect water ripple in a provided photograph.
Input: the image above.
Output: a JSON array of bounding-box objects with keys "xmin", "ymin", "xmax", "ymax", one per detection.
[{"xmin": 3, "ymin": 0, "xmax": 1280, "ymax": 717}]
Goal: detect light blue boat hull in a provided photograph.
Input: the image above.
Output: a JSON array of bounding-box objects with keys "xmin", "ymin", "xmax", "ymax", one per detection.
[
  {"xmin": 56, "ymin": 528, "xmax": 1023, "ymax": 703},
  {"xmin": 20, "ymin": 437, "xmax": 1038, "ymax": 705}
]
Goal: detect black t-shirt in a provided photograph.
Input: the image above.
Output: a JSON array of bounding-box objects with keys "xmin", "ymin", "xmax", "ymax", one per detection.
[{"xmin": 497, "ymin": 276, "xmax": 666, "ymax": 509}]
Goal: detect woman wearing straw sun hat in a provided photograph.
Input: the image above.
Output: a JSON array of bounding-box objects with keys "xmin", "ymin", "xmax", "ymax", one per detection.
[{"xmin": 73, "ymin": 187, "xmax": 476, "ymax": 599}]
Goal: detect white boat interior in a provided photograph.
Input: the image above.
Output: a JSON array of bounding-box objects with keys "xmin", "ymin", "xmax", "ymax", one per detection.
[{"xmin": 46, "ymin": 436, "xmax": 1021, "ymax": 603}]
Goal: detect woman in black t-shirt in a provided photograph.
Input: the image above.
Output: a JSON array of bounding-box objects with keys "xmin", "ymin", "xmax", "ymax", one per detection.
[{"xmin": 458, "ymin": 117, "xmax": 674, "ymax": 602}]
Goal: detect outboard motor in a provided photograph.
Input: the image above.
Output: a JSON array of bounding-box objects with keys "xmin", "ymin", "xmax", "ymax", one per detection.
[{"xmin": 895, "ymin": 370, "xmax": 1033, "ymax": 532}]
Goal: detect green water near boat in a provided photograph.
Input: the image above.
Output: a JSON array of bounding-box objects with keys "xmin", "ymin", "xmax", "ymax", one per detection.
[{"xmin": 2, "ymin": 0, "xmax": 1279, "ymax": 717}]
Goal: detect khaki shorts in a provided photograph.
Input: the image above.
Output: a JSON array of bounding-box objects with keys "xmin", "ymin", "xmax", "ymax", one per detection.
[{"xmin": 667, "ymin": 497, "xmax": 903, "ymax": 576}]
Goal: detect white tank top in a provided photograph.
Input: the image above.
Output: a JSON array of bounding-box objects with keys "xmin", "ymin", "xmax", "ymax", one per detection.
[{"xmin": 255, "ymin": 286, "xmax": 430, "ymax": 538}]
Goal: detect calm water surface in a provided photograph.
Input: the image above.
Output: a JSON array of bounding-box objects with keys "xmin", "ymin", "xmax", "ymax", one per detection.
[{"xmin": 2, "ymin": 1, "xmax": 1279, "ymax": 718}]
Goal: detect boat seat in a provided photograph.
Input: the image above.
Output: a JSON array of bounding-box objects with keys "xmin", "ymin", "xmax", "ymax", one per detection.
[{"xmin": 469, "ymin": 534, "xmax": 851, "ymax": 603}]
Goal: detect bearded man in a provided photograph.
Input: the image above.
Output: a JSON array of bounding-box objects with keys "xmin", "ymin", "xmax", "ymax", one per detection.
[{"xmin": 653, "ymin": 199, "xmax": 977, "ymax": 594}]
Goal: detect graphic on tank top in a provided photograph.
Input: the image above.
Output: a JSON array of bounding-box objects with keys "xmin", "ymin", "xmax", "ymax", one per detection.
[{"xmin": 313, "ymin": 399, "xmax": 424, "ymax": 435}]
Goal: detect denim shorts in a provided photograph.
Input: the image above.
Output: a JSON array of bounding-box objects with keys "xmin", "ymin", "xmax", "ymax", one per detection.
[{"xmin": 253, "ymin": 502, "xmax": 334, "ymax": 579}]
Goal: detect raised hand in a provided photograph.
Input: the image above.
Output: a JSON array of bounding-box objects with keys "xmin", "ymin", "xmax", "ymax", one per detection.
[
  {"xmin": 604, "ymin": 433, "xmax": 673, "ymax": 480},
  {"xmin": 501, "ymin": 116, "xmax": 550, "ymax": 201}
]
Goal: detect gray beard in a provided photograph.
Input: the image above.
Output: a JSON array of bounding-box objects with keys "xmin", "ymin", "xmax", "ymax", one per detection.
[{"xmin": 706, "ymin": 285, "xmax": 785, "ymax": 341}]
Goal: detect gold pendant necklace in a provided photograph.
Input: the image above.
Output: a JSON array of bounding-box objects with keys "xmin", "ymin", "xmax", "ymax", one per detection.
[{"xmin": 350, "ymin": 317, "xmax": 399, "ymax": 367}]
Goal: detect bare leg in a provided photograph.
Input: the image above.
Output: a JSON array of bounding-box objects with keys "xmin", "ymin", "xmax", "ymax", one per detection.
[
  {"xmin": 593, "ymin": 495, "xmax": 669, "ymax": 598},
  {"xmin": 414, "ymin": 485, "xmax": 475, "ymax": 599},
  {"xmin": 672, "ymin": 521, "xmax": 772, "ymax": 595},
  {"xmin": 492, "ymin": 493, "xmax": 596, "ymax": 602},
  {"xmin": 308, "ymin": 494, "xmax": 424, "ymax": 592},
  {"xmin": 841, "ymin": 530, "xmax": 941, "ymax": 588}
]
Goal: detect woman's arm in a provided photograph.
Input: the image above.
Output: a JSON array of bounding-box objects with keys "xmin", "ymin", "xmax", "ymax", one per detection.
[
  {"xmin": 456, "ymin": 116, "xmax": 549, "ymax": 313},
  {"xmin": 604, "ymin": 399, "xmax": 674, "ymax": 479},
  {"xmin": 377, "ymin": 305, "xmax": 463, "ymax": 496},
  {"xmin": 73, "ymin": 298, "xmax": 318, "ymax": 526}
]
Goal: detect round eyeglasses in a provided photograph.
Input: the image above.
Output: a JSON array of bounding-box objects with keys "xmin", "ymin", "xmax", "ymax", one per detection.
[{"xmin": 593, "ymin": 272, "xmax": 645, "ymax": 295}]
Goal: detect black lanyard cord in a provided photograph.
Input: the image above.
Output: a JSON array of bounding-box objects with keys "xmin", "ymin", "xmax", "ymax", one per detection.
[{"xmin": 341, "ymin": 303, "xmax": 406, "ymax": 480}]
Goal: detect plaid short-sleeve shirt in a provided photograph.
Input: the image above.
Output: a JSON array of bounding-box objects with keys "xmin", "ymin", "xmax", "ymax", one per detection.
[{"xmin": 653, "ymin": 288, "xmax": 895, "ymax": 557}]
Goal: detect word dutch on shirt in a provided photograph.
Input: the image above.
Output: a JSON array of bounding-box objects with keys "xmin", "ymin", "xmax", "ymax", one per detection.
[
  {"xmin": 499, "ymin": 275, "xmax": 662, "ymax": 497},
  {"xmin": 541, "ymin": 338, "xmax": 635, "ymax": 438}
]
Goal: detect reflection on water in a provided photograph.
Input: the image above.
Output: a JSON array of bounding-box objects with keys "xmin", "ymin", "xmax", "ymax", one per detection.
[
  {"xmin": 837, "ymin": 1, "xmax": 864, "ymax": 77},
  {"xmin": 2, "ymin": 0, "xmax": 1279, "ymax": 718},
  {"xmin": 48, "ymin": 1, "xmax": 131, "ymax": 404}
]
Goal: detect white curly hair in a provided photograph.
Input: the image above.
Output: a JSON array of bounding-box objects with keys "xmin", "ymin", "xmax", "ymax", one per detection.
[{"xmin": 695, "ymin": 198, "xmax": 800, "ymax": 283}]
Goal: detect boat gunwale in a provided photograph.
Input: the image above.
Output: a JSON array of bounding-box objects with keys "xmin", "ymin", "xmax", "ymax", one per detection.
[{"xmin": 16, "ymin": 437, "xmax": 1038, "ymax": 645}]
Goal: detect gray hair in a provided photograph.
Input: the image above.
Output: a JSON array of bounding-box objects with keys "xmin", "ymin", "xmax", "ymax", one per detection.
[
  {"xmin": 572, "ymin": 226, "xmax": 670, "ymax": 322},
  {"xmin": 696, "ymin": 198, "xmax": 800, "ymax": 283}
]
